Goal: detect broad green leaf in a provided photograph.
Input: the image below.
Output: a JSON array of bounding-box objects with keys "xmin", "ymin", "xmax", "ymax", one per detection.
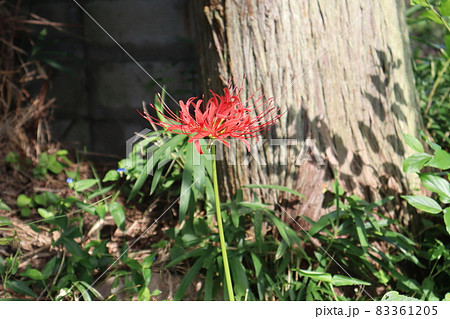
[
  {"xmin": 95, "ymin": 204, "xmax": 106, "ymax": 219},
  {"xmin": 0, "ymin": 236, "xmax": 15, "ymax": 245},
  {"xmin": 243, "ymin": 184, "xmax": 305, "ymax": 198},
  {"xmin": 138, "ymin": 287, "xmax": 151, "ymax": 301},
  {"xmin": 402, "ymin": 195, "xmax": 442, "ymax": 214},
  {"xmin": 250, "ymin": 253, "xmax": 262, "ymax": 277},
  {"xmin": 438, "ymin": 0, "xmax": 450, "ymax": 15},
  {"xmin": 38, "ymin": 208, "xmax": 54, "ymax": 219},
  {"xmin": 20, "ymin": 268, "xmax": 43, "ymax": 280},
  {"xmin": 6, "ymin": 280, "xmax": 37, "ymax": 298},
  {"xmin": 0, "ymin": 200, "xmax": 11, "ymax": 211},
  {"xmin": 306, "ymin": 210, "xmax": 341, "ymax": 237},
  {"xmin": 444, "ymin": 207, "xmax": 450, "ymax": 235},
  {"xmin": 142, "ymin": 253, "xmax": 157, "ymax": 268},
  {"xmin": 74, "ymin": 179, "xmax": 98, "ymax": 192},
  {"xmin": 33, "ymin": 194, "xmax": 47, "ymax": 206},
  {"xmin": 410, "ymin": 0, "xmax": 430, "ymax": 7},
  {"xmin": 75, "ymin": 202, "xmax": 96, "ymax": 215},
  {"xmin": 20, "ymin": 208, "xmax": 31, "ymax": 217},
  {"xmin": 41, "ymin": 256, "xmax": 58, "ymax": 279},
  {"xmin": 47, "ymin": 155, "xmax": 63, "ymax": 174},
  {"xmin": 422, "ymin": 277, "xmax": 439, "ymax": 301},
  {"xmin": 421, "ymin": 9, "xmax": 443, "ymax": 24},
  {"xmin": 382, "ymin": 291, "xmax": 419, "ymax": 301},
  {"xmin": 102, "ymin": 170, "xmax": 119, "ymax": 182},
  {"xmin": 331, "ymin": 275, "xmax": 371, "ymax": 287},
  {"xmin": 403, "ymin": 134, "xmax": 424, "ymax": 153},
  {"xmin": 0, "ymin": 216, "xmax": 12, "ymax": 227},
  {"xmin": 427, "ymin": 150, "xmax": 450, "ymax": 170},
  {"xmin": 17, "ymin": 194, "xmax": 31, "ymax": 208},
  {"xmin": 61, "ymin": 237, "xmax": 85, "ymax": 258},
  {"xmin": 229, "ymin": 257, "xmax": 249, "ymax": 298},
  {"xmin": 275, "ymin": 239, "xmax": 288, "ymax": 260},
  {"xmin": 403, "ymin": 153, "xmax": 432, "ymax": 173},
  {"xmin": 294, "ymin": 269, "xmax": 332, "ymax": 282},
  {"xmin": 109, "ymin": 202, "xmax": 126, "ymax": 230},
  {"xmin": 419, "ymin": 173, "xmax": 450, "ymax": 198}
]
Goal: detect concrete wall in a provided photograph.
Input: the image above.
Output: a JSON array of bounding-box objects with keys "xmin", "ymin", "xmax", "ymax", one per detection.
[{"xmin": 27, "ymin": 0, "xmax": 197, "ymax": 157}]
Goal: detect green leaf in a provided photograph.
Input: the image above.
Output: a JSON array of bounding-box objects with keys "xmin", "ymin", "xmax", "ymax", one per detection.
[
  {"xmin": 47, "ymin": 155, "xmax": 63, "ymax": 174},
  {"xmin": 41, "ymin": 256, "xmax": 58, "ymax": 279},
  {"xmin": 17, "ymin": 194, "xmax": 31, "ymax": 208},
  {"xmin": 38, "ymin": 208, "xmax": 54, "ymax": 219},
  {"xmin": 173, "ymin": 251, "xmax": 209, "ymax": 300},
  {"xmin": 61, "ymin": 237, "xmax": 85, "ymax": 258},
  {"xmin": 410, "ymin": 0, "xmax": 431, "ymax": 7},
  {"xmin": 382, "ymin": 291, "xmax": 419, "ymax": 301},
  {"xmin": 109, "ymin": 202, "xmax": 126, "ymax": 230},
  {"xmin": 331, "ymin": 275, "xmax": 371, "ymax": 287},
  {"xmin": 6, "ymin": 280, "xmax": 38, "ymax": 298},
  {"xmin": 150, "ymin": 166, "xmax": 164, "ymax": 194},
  {"xmin": 204, "ymin": 263, "xmax": 215, "ymax": 301},
  {"xmin": 421, "ymin": 9, "xmax": 443, "ymax": 24},
  {"xmin": 102, "ymin": 170, "xmax": 119, "ymax": 182},
  {"xmin": 275, "ymin": 239, "xmax": 288, "ymax": 260},
  {"xmin": 403, "ymin": 153, "xmax": 432, "ymax": 173},
  {"xmin": 74, "ymin": 179, "xmax": 98, "ymax": 192},
  {"xmin": 229, "ymin": 257, "xmax": 249, "ymax": 298},
  {"xmin": 354, "ymin": 211, "xmax": 368, "ymax": 254},
  {"xmin": 33, "ymin": 194, "xmax": 47, "ymax": 206},
  {"xmin": 142, "ymin": 253, "xmax": 157, "ymax": 268},
  {"xmin": 419, "ymin": 173, "xmax": 450, "ymax": 198},
  {"xmin": 20, "ymin": 268, "xmax": 43, "ymax": 280},
  {"xmin": 0, "ymin": 236, "xmax": 15, "ymax": 245},
  {"xmin": 138, "ymin": 287, "xmax": 151, "ymax": 301},
  {"xmin": 403, "ymin": 134, "xmax": 424, "ymax": 153},
  {"xmin": 306, "ymin": 210, "xmax": 341, "ymax": 237},
  {"xmin": 75, "ymin": 202, "xmax": 96, "ymax": 215},
  {"xmin": 402, "ymin": 195, "xmax": 442, "ymax": 214},
  {"xmin": 254, "ymin": 211, "xmax": 263, "ymax": 251},
  {"xmin": 0, "ymin": 200, "xmax": 11, "ymax": 211},
  {"xmin": 0, "ymin": 216, "xmax": 12, "ymax": 227},
  {"xmin": 294, "ymin": 269, "xmax": 332, "ymax": 282},
  {"xmin": 250, "ymin": 253, "xmax": 262, "ymax": 277},
  {"xmin": 438, "ymin": 0, "xmax": 450, "ymax": 16},
  {"xmin": 427, "ymin": 150, "xmax": 450, "ymax": 170},
  {"xmin": 74, "ymin": 282, "xmax": 91, "ymax": 301},
  {"xmin": 243, "ymin": 184, "xmax": 305, "ymax": 198},
  {"xmin": 179, "ymin": 142, "xmax": 194, "ymax": 222},
  {"xmin": 444, "ymin": 207, "xmax": 450, "ymax": 235},
  {"xmin": 127, "ymin": 134, "xmax": 186, "ymax": 201},
  {"xmin": 95, "ymin": 204, "xmax": 106, "ymax": 219},
  {"xmin": 20, "ymin": 208, "xmax": 31, "ymax": 217}
]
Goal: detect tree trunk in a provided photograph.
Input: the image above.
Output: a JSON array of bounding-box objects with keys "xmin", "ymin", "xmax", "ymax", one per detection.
[{"xmin": 193, "ymin": 0, "xmax": 424, "ymax": 223}]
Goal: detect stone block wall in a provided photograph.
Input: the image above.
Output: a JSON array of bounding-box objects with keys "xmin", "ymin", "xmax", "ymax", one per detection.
[{"xmin": 26, "ymin": 0, "xmax": 197, "ymax": 157}]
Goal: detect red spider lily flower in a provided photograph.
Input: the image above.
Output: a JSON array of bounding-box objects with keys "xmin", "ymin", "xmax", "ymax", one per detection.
[{"xmin": 141, "ymin": 84, "xmax": 281, "ymax": 154}]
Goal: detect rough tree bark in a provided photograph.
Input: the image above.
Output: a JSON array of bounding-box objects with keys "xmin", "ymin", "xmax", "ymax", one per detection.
[{"xmin": 193, "ymin": 0, "xmax": 424, "ymax": 223}]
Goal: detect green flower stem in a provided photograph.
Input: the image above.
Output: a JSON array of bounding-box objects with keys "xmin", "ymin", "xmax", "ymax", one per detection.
[{"xmin": 211, "ymin": 144, "xmax": 235, "ymax": 301}]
